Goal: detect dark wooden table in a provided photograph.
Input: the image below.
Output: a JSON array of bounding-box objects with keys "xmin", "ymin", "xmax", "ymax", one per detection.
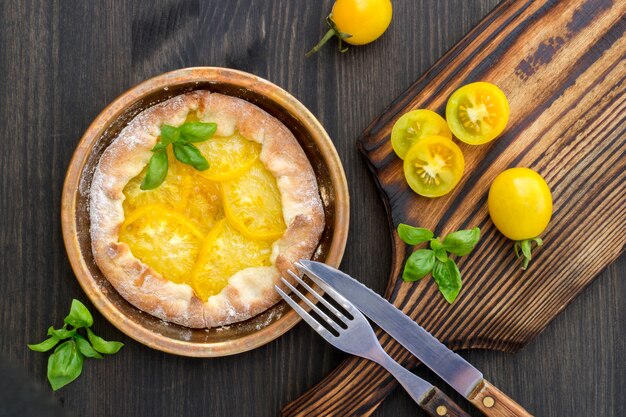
[{"xmin": 0, "ymin": 1, "xmax": 623, "ymax": 416}]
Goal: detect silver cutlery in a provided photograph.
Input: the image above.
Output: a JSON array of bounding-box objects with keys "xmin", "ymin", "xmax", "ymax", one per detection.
[
  {"xmin": 275, "ymin": 269, "xmax": 470, "ymax": 417},
  {"xmin": 296, "ymin": 260, "xmax": 533, "ymax": 417}
]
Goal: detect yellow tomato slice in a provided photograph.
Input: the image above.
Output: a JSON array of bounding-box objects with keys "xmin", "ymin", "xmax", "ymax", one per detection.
[
  {"xmin": 445, "ymin": 82, "xmax": 510, "ymax": 145},
  {"xmin": 191, "ymin": 220, "xmax": 272, "ymax": 300},
  {"xmin": 391, "ymin": 109, "xmax": 452, "ymax": 159},
  {"xmin": 119, "ymin": 208, "xmax": 201, "ymax": 284},
  {"xmin": 195, "ymin": 134, "xmax": 260, "ymax": 182},
  {"xmin": 221, "ymin": 161, "xmax": 286, "ymax": 241},
  {"xmin": 403, "ymin": 136, "xmax": 465, "ymax": 197}
]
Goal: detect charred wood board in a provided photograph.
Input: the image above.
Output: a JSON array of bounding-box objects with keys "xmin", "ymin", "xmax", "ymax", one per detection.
[{"xmin": 283, "ymin": 0, "xmax": 625, "ymax": 415}]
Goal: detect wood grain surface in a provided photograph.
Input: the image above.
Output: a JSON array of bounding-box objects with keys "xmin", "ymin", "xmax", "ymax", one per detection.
[
  {"xmin": 284, "ymin": 1, "xmax": 626, "ymax": 415},
  {"xmin": 0, "ymin": 1, "xmax": 623, "ymax": 417}
]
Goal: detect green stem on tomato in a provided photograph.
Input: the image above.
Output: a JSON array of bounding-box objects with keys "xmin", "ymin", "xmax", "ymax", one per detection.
[
  {"xmin": 306, "ymin": 27, "xmax": 337, "ymax": 56},
  {"xmin": 514, "ymin": 237, "xmax": 543, "ymax": 270},
  {"xmin": 306, "ymin": 16, "xmax": 352, "ymax": 57}
]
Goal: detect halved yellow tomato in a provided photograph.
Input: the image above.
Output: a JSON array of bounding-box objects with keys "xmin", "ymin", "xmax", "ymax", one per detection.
[
  {"xmin": 391, "ymin": 109, "xmax": 452, "ymax": 159},
  {"xmin": 445, "ymin": 82, "xmax": 510, "ymax": 145},
  {"xmin": 221, "ymin": 161, "xmax": 286, "ymax": 240},
  {"xmin": 403, "ymin": 136, "xmax": 465, "ymax": 197}
]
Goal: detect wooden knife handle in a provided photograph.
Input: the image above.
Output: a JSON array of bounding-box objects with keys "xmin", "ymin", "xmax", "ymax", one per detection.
[
  {"xmin": 467, "ymin": 379, "xmax": 533, "ymax": 417},
  {"xmin": 420, "ymin": 387, "xmax": 471, "ymax": 417}
]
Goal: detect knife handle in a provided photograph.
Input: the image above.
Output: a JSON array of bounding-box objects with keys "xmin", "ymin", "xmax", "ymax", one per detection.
[
  {"xmin": 467, "ymin": 379, "xmax": 533, "ymax": 417},
  {"xmin": 419, "ymin": 387, "xmax": 471, "ymax": 417}
]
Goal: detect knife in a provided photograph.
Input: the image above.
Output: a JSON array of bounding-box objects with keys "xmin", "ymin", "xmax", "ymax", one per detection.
[{"xmin": 296, "ymin": 260, "xmax": 533, "ymax": 417}]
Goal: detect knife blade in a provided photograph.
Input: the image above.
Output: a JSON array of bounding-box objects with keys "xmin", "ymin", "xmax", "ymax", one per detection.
[{"xmin": 296, "ymin": 260, "xmax": 533, "ymax": 417}]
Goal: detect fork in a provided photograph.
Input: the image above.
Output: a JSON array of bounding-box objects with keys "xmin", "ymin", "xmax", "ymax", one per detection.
[{"xmin": 275, "ymin": 266, "xmax": 470, "ymax": 417}]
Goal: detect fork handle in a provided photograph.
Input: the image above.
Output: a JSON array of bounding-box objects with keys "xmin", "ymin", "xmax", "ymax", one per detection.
[
  {"xmin": 420, "ymin": 387, "xmax": 472, "ymax": 417},
  {"xmin": 377, "ymin": 355, "xmax": 471, "ymax": 417}
]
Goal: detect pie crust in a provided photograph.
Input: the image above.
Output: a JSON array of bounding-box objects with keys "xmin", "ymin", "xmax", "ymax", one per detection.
[{"xmin": 89, "ymin": 91, "xmax": 325, "ymax": 328}]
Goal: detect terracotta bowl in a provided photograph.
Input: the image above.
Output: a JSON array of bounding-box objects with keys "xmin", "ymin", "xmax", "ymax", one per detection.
[{"xmin": 61, "ymin": 67, "xmax": 349, "ymax": 357}]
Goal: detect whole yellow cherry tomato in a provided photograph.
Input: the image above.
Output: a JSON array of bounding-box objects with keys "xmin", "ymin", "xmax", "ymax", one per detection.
[
  {"xmin": 488, "ymin": 168, "xmax": 553, "ymax": 269},
  {"xmin": 446, "ymin": 82, "xmax": 510, "ymax": 145},
  {"xmin": 307, "ymin": 0, "xmax": 393, "ymax": 56}
]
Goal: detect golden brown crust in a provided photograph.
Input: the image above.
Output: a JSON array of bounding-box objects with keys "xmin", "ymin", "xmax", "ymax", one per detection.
[{"xmin": 89, "ymin": 91, "xmax": 324, "ymax": 328}]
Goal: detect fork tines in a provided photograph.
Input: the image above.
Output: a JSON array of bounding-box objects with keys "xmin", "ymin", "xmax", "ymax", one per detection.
[{"xmin": 275, "ymin": 270, "xmax": 350, "ymax": 337}]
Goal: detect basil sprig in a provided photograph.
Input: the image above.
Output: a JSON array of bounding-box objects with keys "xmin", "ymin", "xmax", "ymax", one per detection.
[
  {"xmin": 28, "ymin": 299, "xmax": 123, "ymax": 391},
  {"xmin": 398, "ymin": 224, "xmax": 480, "ymax": 304},
  {"xmin": 140, "ymin": 121, "xmax": 217, "ymax": 190}
]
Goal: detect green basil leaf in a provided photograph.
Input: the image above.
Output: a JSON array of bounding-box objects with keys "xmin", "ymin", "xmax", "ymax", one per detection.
[
  {"xmin": 47, "ymin": 340, "xmax": 84, "ymax": 391},
  {"xmin": 172, "ymin": 142, "xmax": 192, "ymax": 164},
  {"xmin": 432, "ymin": 259, "xmax": 462, "ymax": 304},
  {"xmin": 74, "ymin": 334, "xmax": 103, "ymax": 359},
  {"xmin": 397, "ymin": 224, "xmax": 434, "ymax": 245},
  {"xmin": 151, "ymin": 142, "xmax": 168, "ymax": 152},
  {"xmin": 173, "ymin": 142, "xmax": 209, "ymax": 171},
  {"xmin": 87, "ymin": 328, "xmax": 124, "ymax": 354},
  {"xmin": 47, "ymin": 326, "xmax": 75, "ymax": 340},
  {"xmin": 429, "ymin": 237, "xmax": 443, "ymax": 251},
  {"xmin": 442, "ymin": 227, "xmax": 481, "ymax": 256},
  {"xmin": 159, "ymin": 124, "xmax": 180, "ymax": 145},
  {"xmin": 434, "ymin": 249, "xmax": 448, "ymax": 263},
  {"xmin": 402, "ymin": 249, "xmax": 435, "ymax": 281},
  {"xmin": 140, "ymin": 149, "xmax": 169, "ymax": 190},
  {"xmin": 28, "ymin": 336, "xmax": 60, "ymax": 352},
  {"xmin": 180, "ymin": 121, "xmax": 217, "ymax": 142},
  {"xmin": 64, "ymin": 299, "xmax": 93, "ymax": 328}
]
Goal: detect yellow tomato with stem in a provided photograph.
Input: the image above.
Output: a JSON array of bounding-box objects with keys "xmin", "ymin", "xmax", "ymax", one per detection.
[
  {"xmin": 306, "ymin": 0, "xmax": 393, "ymax": 56},
  {"xmin": 488, "ymin": 168, "xmax": 553, "ymax": 269}
]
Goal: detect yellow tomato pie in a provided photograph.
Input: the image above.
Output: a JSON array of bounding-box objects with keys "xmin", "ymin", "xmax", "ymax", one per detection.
[{"xmin": 89, "ymin": 92, "xmax": 324, "ymax": 328}]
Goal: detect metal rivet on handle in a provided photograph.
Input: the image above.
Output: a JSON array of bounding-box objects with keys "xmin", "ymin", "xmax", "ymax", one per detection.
[
  {"xmin": 436, "ymin": 405, "xmax": 447, "ymax": 415},
  {"xmin": 483, "ymin": 396, "xmax": 495, "ymax": 408}
]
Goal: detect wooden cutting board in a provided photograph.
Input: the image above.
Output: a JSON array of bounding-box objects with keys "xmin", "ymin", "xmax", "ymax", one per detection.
[{"xmin": 283, "ymin": 0, "xmax": 625, "ymax": 416}]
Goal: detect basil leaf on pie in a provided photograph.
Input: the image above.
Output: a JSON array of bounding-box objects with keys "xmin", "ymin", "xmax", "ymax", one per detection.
[
  {"xmin": 173, "ymin": 142, "xmax": 209, "ymax": 170},
  {"xmin": 159, "ymin": 124, "xmax": 180, "ymax": 145},
  {"xmin": 180, "ymin": 121, "xmax": 217, "ymax": 142},
  {"xmin": 141, "ymin": 149, "xmax": 169, "ymax": 190}
]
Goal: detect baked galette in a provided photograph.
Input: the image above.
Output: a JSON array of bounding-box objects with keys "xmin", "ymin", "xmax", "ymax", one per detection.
[{"xmin": 89, "ymin": 91, "xmax": 324, "ymax": 328}]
